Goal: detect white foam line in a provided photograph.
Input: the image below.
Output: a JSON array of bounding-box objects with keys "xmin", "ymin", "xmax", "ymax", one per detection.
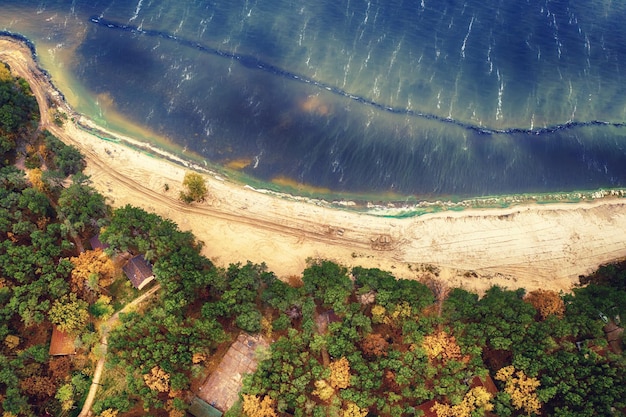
[
  {"xmin": 461, "ymin": 15, "xmax": 474, "ymax": 59},
  {"xmin": 129, "ymin": 0, "xmax": 143, "ymax": 23}
]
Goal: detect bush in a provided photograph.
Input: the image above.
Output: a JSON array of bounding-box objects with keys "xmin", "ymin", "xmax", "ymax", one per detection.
[
  {"xmin": 236, "ymin": 309, "xmax": 262, "ymax": 333},
  {"xmin": 93, "ymin": 393, "xmax": 133, "ymax": 415},
  {"xmin": 272, "ymin": 313, "xmax": 291, "ymax": 332}
]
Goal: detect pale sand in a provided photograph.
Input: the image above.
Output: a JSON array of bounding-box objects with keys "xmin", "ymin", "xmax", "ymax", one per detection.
[{"xmin": 3, "ymin": 37, "xmax": 626, "ymax": 295}]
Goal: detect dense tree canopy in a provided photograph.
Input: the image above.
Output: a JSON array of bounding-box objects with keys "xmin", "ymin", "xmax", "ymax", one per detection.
[{"xmin": 0, "ymin": 62, "xmax": 38, "ymax": 162}]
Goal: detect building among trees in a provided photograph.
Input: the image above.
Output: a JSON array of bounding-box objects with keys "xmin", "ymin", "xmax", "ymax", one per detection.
[
  {"xmin": 122, "ymin": 255, "xmax": 155, "ymax": 290},
  {"xmin": 197, "ymin": 334, "xmax": 269, "ymax": 412},
  {"xmin": 49, "ymin": 326, "xmax": 76, "ymax": 356}
]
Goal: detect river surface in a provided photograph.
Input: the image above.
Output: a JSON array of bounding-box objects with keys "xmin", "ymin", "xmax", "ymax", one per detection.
[{"xmin": 2, "ymin": 0, "xmax": 626, "ymax": 200}]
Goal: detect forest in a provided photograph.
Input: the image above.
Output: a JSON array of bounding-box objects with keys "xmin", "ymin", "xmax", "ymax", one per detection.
[{"xmin": 0, "ymin": 60, "xmax": 625, "ymax": 417}]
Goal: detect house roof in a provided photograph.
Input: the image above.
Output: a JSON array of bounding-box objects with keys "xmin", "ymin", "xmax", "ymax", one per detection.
[
  {"xmin": 89, "ymin": 233, "xmax": 109, "ymax": 250},
  {"xmin": 123, "ymin": 255, "xmax": 155, "ymax": 290},
  {"xmin": 188, "ymin": 397, "xmax": 223, "ymax": 417},
  {"xmin": 470, "ymin": 374, "xmax": 499, "ymax": 395},
  {"xmin": 415, "ymin": 399, "xmax": 438, "ymax": 417},
  {"xmin": 49, "ymin": 326, "xmax": 76, "ymax": 356},
  {"xmin": 197, "ymin": 334, "xmax": 269, "ymax": 412}
]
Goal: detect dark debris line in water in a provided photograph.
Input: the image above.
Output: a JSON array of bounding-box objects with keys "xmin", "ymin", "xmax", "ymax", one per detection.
[{"xmin": 90, "ymin": 16, "xmax": 626, "ymax": 137}]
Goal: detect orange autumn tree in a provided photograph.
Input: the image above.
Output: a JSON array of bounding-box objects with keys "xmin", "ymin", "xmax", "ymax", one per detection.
[
  {"xmin": 495, "ymin": 365, "xmax": 542, "ymax": 415},
  {"xmin": 524, "ymin": 289, "xmax": 565, "ymax": 320},
  {"xmin": 361, "ymin": 333, "xmax": 389, "ymax": 357},
  {"xmin": 242, "ymin": 394, "xmax": 278, "ymax": 417},
  {"xmin": 69, "ymin": 249, "xmax": 115, "ymax": 299}
]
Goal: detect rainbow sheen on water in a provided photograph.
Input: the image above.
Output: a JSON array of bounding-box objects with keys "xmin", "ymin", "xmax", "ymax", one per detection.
[{"xmin": 2, "ymin": 0, "xmax": 626, "ymax": 199}]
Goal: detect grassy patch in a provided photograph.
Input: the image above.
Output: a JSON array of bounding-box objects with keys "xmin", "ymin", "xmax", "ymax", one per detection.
[{"xmin": 108, "ymin": 278, "xmax": 140, "ymax": 312}]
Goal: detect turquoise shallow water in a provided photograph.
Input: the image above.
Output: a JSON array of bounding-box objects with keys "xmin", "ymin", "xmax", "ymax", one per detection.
[{"xmin": 2, "ymin": 0, "xmax": 626, "ymax": 199}]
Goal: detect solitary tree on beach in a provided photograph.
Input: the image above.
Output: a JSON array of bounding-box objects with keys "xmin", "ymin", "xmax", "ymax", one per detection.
[{"xmin": 179, "ymin": 171, "xmax": 208, "ymax": 203}]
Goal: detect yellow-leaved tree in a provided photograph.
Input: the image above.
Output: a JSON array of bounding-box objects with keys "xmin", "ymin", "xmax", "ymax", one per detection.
[
  {"xmin": 314, "ymin": 357, "xmax": 352, "ymax": 402},
  {"xmin": 0, "ymin": 62, "xmax": 12, "ymax": 82},
  {"xmin": 422, "ymin": 331, "xmax": 462, "ymax": 363},
  {"xmin": 430, "ymin": 386, "xmax": 493, "ymax": 417},
  {"xmin": 342, "ymin": 402, "xmax": 368, "ymax": 417},
  {"xmin": 143, "ymin": 366, "xmax": 170, "ymax": 392},
  {"xmin": 179, "ymin": 171, "xmax": 208, "ymax": 204},
  {"xmin": 370, "ymin": 304, "xmax": 386, "ymax": 324},
  {"xmin": 70, "ymin": 249, "xmax": 115, "ymax": 298},
  {"xmin": 329, "ymin": 357, "xmax": 351, "ymax": 389},
  {"xmin": 313, "ymin": 379, "xmax": 335, "ymax": 401},
  {"xmin": 495, "ymin": 366, "xmax": 542, "ymax": 415},
  {"xmin": 4, "ymin": 335, "xmax": 19, "ymax": 350},
  {"xmin": 27, "ymin": 168, "xmax": 46, "ymax": 193},
  {"xmin": 99, "ymin": 409, "xmax": 119, "ymax": 417},
  {"xmin": 384, "ymin": 301, "xmax": 413, "ymax": 326},
  {"xmin": 241, "ymin": 394, "xmax": 278, "ymax": 417},
  {"xmin": 48, "ymin": 293, "xmax": 89, "ymax": 335}
]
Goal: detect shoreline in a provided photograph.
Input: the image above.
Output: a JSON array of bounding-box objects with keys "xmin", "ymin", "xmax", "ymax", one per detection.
[
  {"xmin": 2, "ymin": 34, "xmax": 626, "ymax": 295},
  {"xmin": 76, "ymin": 117, "xmax": 626, "ymax": 219},
  {"xmin": 2, "ymin": 30, "xmax": 625, "ymax": 216}
]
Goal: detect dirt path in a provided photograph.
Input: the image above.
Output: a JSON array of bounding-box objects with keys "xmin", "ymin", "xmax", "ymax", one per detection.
[
  {"xmin": 78, "ymin": 284, "xmax": 161, "ymax": 417},
  {"xmin": 2, "ymin": 35, "xmax": 626, "ymax": 297}
]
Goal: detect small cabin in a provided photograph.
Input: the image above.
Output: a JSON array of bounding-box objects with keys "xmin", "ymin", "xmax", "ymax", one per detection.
[
  {"xmin": 49, "ymin": 326, "xmax": 76, "ymax": 356},
  {"xmin": 123, "ymin": 255, "xmax": 155, "ymax": 290}
]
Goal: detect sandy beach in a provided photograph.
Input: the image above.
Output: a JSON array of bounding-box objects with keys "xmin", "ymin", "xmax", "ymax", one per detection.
[{"xmin": 2, "ymin": 36, "xmax": 626, "ymax": 295}]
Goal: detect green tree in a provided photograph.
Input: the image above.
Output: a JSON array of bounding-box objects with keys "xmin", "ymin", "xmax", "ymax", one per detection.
[
  {"xmin": 57, "ymin": 176, "xmax": 108, "ymax": 234},
  {"xmin": 48, "ymin": 293, "xmax": 89, "ymax": 335},
  {"xmin": 179, "ymin": 171, "xmax": 208, "ymax": 203},
  {"xmin": 43, "ymin": 131, "xmax": 85, "ymax": 176},
  {"xmin": 0, "ymin": 62, "xmax": 38, "ymax": 145},
  {"xmin": 236, "ymin": 308, "xmax": 263, "ymax": 333},
  {"xmin": 303, "ymin": 260, "xmax": 353, "ymax": 313}
]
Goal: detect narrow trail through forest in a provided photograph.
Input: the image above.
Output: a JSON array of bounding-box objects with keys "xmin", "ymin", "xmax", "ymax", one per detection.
[{"xmin": 78, "ymin": 284, "xmax": 161, "ymax": 417}]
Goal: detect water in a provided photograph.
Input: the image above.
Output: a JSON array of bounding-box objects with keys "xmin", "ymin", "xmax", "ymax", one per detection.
[{"xmin": 2, "ymin": 0, "xmax": 626, "ymax": 199}]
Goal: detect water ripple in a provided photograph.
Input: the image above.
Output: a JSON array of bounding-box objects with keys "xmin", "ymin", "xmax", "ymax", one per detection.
[{"xmin": 90, "ymin": 15, "xmax": 626, "ymax": 137}]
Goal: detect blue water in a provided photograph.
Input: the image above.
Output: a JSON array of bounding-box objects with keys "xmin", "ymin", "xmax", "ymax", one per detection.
[{"xmin": 2, "ymin": 0, "xmax": 626, "ymax": 199}]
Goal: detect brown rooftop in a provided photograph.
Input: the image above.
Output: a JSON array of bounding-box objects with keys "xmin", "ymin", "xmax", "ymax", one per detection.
[
  {"xmin": 197, "ymin": 334, "xmax": 269, "ymax": 412},
  {"xmin": 415, "ymin": 399, "xmax": 438, "ymax": 417},
  {"xmin": 49, "ymin": 326, "xmax": 76, "ymax": 356},
  {"xmin": 470, "ymin": 374, "xmax": 498, "ymax": 395},
  {"xmin": 123, "ymin": 255, "xmax": 155, "ymax": 290},
  {"xmin": 89, "ymin": 233, "xmax": 109, "ymax": 251}
]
